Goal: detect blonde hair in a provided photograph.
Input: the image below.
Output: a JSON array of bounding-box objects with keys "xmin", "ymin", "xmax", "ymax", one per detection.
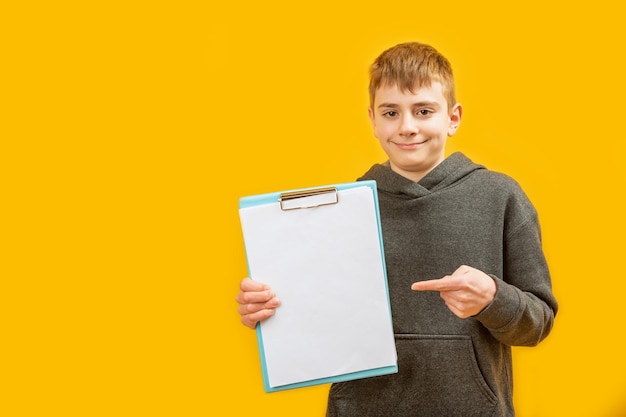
[{"xmin": 369, "ymin": 42, "xmax": 456, "ymax": 111}]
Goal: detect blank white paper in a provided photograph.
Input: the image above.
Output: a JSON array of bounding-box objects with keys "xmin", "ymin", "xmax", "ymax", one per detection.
[{"xmin": 239, "ymin": 186, "xmax": 397, "ymax": 388}]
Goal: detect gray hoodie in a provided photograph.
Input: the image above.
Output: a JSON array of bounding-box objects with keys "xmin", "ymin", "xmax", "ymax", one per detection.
[{"xmin": 326, "ymin": 152, "xmax": 558, "ymax": 417}]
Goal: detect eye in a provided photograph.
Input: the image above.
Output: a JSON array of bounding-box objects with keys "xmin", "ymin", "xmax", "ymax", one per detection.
[
  {"xmin": 383, "ymin": 111, "xmax": 398, "ymax": 118},
  {"xmin": 417, "ymin": 109, "xmax": 433, "ymax": 116}
]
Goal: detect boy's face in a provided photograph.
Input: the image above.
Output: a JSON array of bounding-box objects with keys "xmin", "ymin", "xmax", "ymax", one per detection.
[{"xmin": 368, "ymin": 82, "xmax": 461, "ymax": 182}]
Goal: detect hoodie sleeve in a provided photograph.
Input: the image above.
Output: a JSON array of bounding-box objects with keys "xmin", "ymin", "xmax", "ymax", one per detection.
[{"xmin": 474, "ymin": 197, "xmax": 558, "ymax": 347}]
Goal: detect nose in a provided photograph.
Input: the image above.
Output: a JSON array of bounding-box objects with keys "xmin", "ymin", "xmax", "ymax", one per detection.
[{"xmin": 399, "ymin": 114, "xmax": 418, "ymax": 137}]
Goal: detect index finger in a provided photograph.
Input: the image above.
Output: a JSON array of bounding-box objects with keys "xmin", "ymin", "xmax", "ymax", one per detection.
[
  {"xmin": 411, "ymin": 277, "xmax": 462, "ymax": 292},
  {"xmin": 240, "ymin": 277, "xmax": 270, "ymax": 292}
]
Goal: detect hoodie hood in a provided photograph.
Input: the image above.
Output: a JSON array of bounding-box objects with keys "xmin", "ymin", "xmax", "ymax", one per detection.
[{"xmin": 359, "ymin": 152, "xmax": 485, "ymax": 199}]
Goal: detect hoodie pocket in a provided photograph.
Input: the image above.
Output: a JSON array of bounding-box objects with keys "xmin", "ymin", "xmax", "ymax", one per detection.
[
  {"xmin": 396, "ymin": 334, "xmax": 497, "ymax": 412},
  {"xmin": 327, "ymin": 334, "xmax": 497, "ymax": 417}
]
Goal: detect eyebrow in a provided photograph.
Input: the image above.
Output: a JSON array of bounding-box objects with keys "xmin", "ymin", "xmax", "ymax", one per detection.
[{"xmin": 376, "ymin": 101, "xmax": 441, "ymax": 109}]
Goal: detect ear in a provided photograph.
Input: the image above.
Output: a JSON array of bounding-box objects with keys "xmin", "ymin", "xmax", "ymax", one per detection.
[
  {"xmin": 368, "ymin": 106, "xmax": 376, "ymax": 128},
  {"xmin": 448, "ymin": 103, "xmax": 462, "ymax": 136}
]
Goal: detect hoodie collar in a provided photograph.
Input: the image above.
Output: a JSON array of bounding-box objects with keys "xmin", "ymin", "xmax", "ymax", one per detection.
[{"xmin": 359, "ymin": 152, "xmax": 484, "ymax": 199}]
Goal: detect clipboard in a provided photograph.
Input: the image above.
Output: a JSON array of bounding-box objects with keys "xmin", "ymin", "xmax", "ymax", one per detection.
[{"xmin": 239, "ymin": 181, "xmax": 397, "ymax": 392}]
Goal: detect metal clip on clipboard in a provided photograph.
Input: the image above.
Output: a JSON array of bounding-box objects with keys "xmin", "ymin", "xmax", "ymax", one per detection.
[{"xmin": 279, "ymin": 187, "xmax": 339, "ymax": 211}]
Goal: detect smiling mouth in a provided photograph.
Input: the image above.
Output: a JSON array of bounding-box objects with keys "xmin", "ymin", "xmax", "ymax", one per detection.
[{"xmin": 392, "ymin": 139, "xmax": 428, "ymax": 150}]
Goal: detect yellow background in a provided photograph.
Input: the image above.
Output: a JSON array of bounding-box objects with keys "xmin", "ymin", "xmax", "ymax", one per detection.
[{"xmin": 3, "ymin": 1, "xmax": 625, "ymax": 416}]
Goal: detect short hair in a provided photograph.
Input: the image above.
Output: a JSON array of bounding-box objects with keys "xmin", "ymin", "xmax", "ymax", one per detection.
[{"xmin": 369, "ymin": 42, "xmax": 456, "ymax": 111}]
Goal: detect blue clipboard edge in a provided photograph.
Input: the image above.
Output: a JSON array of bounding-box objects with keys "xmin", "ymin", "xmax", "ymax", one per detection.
[{"xmin": 239, "ymin": 180, "xmax": 397, "ymax": 393}]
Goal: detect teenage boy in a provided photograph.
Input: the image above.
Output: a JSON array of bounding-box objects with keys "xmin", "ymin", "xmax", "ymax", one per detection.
[{"xmin": 236, "ymin": 42, "xmax": 558, "ymax": 417}]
